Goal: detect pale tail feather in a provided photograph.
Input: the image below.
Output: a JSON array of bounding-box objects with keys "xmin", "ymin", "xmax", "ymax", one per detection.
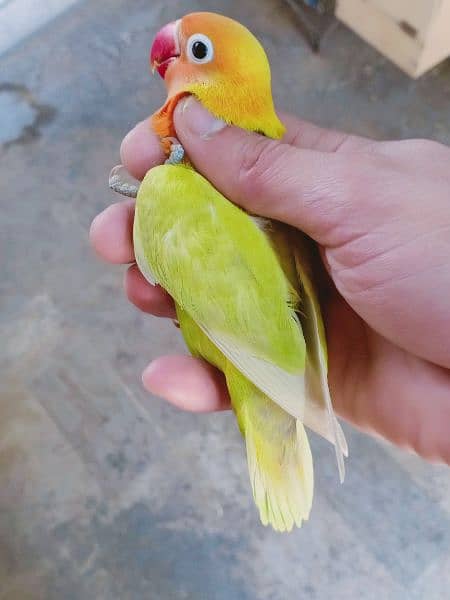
[
  {"xmin": 245, "ymin": 413, "xmax": 313, "ymax": 532},
  {"xmin": 228, "ymin": 365, "xmax": 313, "ymax": 532},
  {"xmin": 292, "ymin": 234, "xmax": 348, "ymax": 481}
]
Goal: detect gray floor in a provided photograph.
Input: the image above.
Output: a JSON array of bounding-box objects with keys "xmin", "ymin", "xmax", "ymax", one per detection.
[{"xmin": 1, "ymin": 1, "xmax": 450, "ymax": 598}]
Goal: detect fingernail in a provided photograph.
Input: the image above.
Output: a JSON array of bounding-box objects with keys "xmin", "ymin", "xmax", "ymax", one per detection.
[
  {"xmin": 142, "ymin": 362, "xmax": 158, "ymax": 389},
  {"xmin": 142, "ymin": 359, "xmax": 170, "ymax": 394},
  {"xmin": 142, "ymin": 361, "xmax": 181, "ymax": 405},
  {"xmin": 176, "ymin": 96, "xmax": 226, "ymax": 139}
]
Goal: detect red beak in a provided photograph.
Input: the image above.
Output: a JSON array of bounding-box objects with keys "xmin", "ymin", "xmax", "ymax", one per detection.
[{"xmin": 150, "ymin": 20, "xmax": 180, "ymax": 79}]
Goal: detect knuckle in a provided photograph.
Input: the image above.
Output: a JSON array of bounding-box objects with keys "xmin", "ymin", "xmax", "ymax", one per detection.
[
  {"xmin": 411, "ymin": 414, "xmax": 450, "ymax": 465},
  {"xmin": 339, "ymin": 151, "xmax": 373, "ymax": 191},
  {"xmin": 334, "ymin": 150, "xmax": 391, "ymax": 213},
  {"xmin": 377, "ymin": 137, "xmax": 447, "ymax": 162},
  {"xmin": 237, "ymin": 136, "xmax": 287, "ymax": 200},
  {"xmin": 320, "ymin": 153, "xmax": 372, "ymax": 227},
  {"xmin": 404, "ymin": 138, "xmax": 440, "ymax": 153}
]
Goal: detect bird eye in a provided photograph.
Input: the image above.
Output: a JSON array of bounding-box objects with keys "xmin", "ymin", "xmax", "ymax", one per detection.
[{"xmin": 186, "ymin": 34, "xmax": 214, "ymax": 64}]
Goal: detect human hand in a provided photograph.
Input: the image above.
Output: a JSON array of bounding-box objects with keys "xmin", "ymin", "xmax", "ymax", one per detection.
[{"xmin": 90, "ymin": 97, "xmax": 450, "ymax": 463}]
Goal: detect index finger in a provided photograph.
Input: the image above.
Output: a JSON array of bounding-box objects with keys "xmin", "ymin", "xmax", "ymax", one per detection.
[{"xmin": 280, "ymin": 112, "xmax": 371, "ymax": 153}]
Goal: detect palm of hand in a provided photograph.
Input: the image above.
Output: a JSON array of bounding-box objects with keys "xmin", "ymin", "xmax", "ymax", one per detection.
[{"xmin": 325, "ymin": 288, "xmax": 449, "ymax": 461}]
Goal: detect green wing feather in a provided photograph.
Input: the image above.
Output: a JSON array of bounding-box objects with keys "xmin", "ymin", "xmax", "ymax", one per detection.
[
  {"xmin": 134, "ymin": 162, "xmax": 346, "ymax": 529},
  {"xmin": 259, "ymin": 223, "xmax": 348, "ymax": 478},
  {"xmin": 289, "ymin": 231, "xmax": 348, "ymax": 480},
  {"xmin": 135, "ymin": 164, "xmax": 309, "ymax": 420}
]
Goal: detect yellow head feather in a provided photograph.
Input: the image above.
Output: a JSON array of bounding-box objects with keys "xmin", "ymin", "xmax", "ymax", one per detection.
[{"xmin": 153, "ymin": 12, "xmax": 285, "ymax": 141}]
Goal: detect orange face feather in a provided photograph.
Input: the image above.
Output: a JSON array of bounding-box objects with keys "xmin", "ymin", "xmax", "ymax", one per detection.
[{"xmin": 150, "ymin": 12, "xmax": 285, "ymax": 150}]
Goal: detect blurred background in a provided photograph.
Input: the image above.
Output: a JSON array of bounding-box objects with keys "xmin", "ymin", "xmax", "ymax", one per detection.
[{"xmin": 1, "ymin": 0, "xmax": 450, "ymax": 598}]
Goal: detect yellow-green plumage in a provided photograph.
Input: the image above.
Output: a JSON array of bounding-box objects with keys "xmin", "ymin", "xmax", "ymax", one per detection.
[
  {"xmin": 133, "ymin": 11, "xmax": 347, "ymax": 531},
  {"xmin": 136, "ymin": 165, "xmax": 305, "ymax": 371},
  {"xmin": 135, "ymin": 165, "xmax": 315, "ymax": 530}
]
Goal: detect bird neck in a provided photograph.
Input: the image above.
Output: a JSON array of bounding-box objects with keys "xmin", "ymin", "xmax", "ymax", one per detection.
[
  {"xmin": 187, "ymin": 80, "xmax": 285, "ymax": 140},
  {"xmin": 151, "ymin": 87, "xmax": 285, "ymax": 160}
]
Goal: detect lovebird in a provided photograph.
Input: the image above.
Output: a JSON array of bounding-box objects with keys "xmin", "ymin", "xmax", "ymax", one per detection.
[{"xmin": 110, "ymin": 12, "xmax": 348, "ymax": 532}]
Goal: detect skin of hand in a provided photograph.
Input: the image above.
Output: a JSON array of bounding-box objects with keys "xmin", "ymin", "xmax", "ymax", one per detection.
[{"xmin": 90, "ymin": 97, "xmax": 450, "ymax": 464}]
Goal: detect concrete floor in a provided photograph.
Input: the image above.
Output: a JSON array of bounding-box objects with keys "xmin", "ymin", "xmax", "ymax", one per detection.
[{"xmin": 1, "ymin": 0, "xmax": 450, "ymax": 598}]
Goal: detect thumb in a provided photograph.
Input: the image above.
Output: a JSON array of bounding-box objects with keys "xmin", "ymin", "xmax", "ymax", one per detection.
[{"xmin": 173, "ymin": 96, "xmax": 364, "ymax": 247}]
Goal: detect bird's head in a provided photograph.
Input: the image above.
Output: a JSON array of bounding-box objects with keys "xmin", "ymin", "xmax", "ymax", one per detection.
[{"xmin": 150, "ymin": 12, "xmax": 285, "ymax": 139}]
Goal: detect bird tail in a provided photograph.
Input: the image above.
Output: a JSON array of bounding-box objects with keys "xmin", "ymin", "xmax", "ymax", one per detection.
[{"xmin": 227, "ymin": 364, "xmax": 313, "ymax": 532}]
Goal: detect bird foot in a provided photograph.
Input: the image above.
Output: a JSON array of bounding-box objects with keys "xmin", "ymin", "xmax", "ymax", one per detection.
[
  {"xmin": 164, "ymin": 137, "xmax": 185, "ymax": 165},
  {"xmin": 109, "ymin": 164, "xmax": 140, "ymax": 198}
]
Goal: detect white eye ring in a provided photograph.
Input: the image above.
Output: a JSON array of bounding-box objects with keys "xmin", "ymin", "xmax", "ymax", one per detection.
[{"xmin": 186, "ymin": 33, "xmax": 214, "ymax": 64}]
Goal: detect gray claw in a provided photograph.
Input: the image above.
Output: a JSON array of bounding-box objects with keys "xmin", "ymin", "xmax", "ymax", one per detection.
[
  {"xmin": 165, "ymin": 137, "xmax": 185, "ymax": 165},
  {"xmin": 109, "ymin": 165, "xmax": 140, "ymax": 198}
]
